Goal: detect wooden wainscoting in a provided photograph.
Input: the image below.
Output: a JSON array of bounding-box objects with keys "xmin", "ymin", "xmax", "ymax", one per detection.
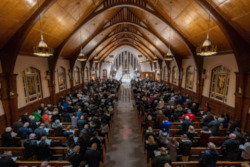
[
  {"xmin": 201, "ymin": 96, "xmax": 235, "ymax": 121},
  {"xmin": 18, "ymin": 97, "xmax": 51, "ymax": 116}
]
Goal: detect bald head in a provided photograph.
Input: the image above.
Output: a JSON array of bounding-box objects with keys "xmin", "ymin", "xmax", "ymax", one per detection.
[
  {"xmin": 229, "ymin": 133, "xmax": 237, "ymax": 139},
  {"xmin": 91, "ymin": 143, "xmax": 97, "ymax": 150}
]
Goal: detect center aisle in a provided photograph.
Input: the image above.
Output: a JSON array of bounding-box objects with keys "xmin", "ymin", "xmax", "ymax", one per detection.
[{"xmin": 103, "ymin": 83, "xmax": 147, "ymax": 167}]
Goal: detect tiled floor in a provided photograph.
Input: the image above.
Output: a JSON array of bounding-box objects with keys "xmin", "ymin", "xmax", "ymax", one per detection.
[{"xmin": 103, "ymin": 84, "xmax": 147, "ymax": 167}]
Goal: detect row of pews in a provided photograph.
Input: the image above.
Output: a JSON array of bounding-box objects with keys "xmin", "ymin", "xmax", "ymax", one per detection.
[
  {"xmin": 135, "ymin": 103, "xmax": 250, "ymax": 167},
  {"xmin": 0, "ymin": 112, "xmax": 115, "ymax": 167}
]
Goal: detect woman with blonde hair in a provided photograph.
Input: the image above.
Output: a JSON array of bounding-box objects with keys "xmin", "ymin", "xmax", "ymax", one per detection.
[{"xmin": 146, "ymin": 135, "xmax": 159, "ymax": 161}]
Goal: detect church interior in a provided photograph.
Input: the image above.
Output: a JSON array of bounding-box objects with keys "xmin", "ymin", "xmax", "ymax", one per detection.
[{"xmin": 0, "ymin": 0, "xmax": 250, "ymax": 166}]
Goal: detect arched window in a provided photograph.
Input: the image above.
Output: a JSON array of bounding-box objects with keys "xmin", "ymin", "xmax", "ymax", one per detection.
[
  {"xmin": 22, "ymin": 67, "xmax": 42, "ymax": 103},
  {"xmin": 57, "ymin": 66, "xmax": 67, "ymax": 91},
  {"xmin": 210, "ymin": 66, "xmax": 230, "ymax": 102},
  {"xmin": 164, "ymin": 67, "xmax": 168, "ymax": 81},
  {"xmin": 172, "ymin": 66, "xmax": 178, "ymax": 84},
  {"xmin": 186, "ymin": 66, "xmax": 195, "ymax": 89},
  {"xmin": 103, "ymin": 69, "xmax": 107, "ymax": 79},
  {"xmin": 74, "ymin": 67, "xmax": 80, "ymax": 85}
]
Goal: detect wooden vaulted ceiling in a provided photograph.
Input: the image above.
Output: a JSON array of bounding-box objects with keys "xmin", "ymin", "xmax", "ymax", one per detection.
[{"xmin": 0, "ymin": 0, "xmax": 250, "ymax": 68}]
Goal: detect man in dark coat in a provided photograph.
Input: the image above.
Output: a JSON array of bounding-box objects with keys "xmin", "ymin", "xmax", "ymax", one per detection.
[
  {"xmin": 199, "ymin": 142, "xmax": 219, "ymax": 167},
  {"xmin": 152, "ymin": 147, "xmax": 172, "ymax": 167},
  {"xmin": 221, "ymin": 133, "xmax": 240, "ymax": 161},
  {"xmin": 1, "ymin": 127, "xmax": 14, "ymax": 147},
  {"xmin": 84, "ymin": 143, "xmax": 101, "ymax": 167},
  {"xmin": 24, "ymin": 133, "xmax": 38, "ymax": 160},
  {"xmin": 0, "ymin": 151, "xmax": 17, "ymax": 167},
  {"xmin": 208, "ymin": 116, "xmax": 220, "ymax": 136},
  {"xmin": 18, "ymin": 122, "xmax": 32, "ymax": 139},
  {"xmin": 181, "ymin": 116, "xmax": 192, "ymax": 134}
]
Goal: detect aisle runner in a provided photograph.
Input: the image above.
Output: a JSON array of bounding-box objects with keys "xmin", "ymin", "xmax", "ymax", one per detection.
[{"xmin": 103, "ymin": 84, "xmax": 147, "ymax": 167}]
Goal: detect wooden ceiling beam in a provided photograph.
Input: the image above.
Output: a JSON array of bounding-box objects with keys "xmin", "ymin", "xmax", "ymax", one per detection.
[
  {"xmin": 99, "ymin": 39, "xmax": 152, "ymax": 62},
  {"xmin": 49, "ymin": 1, "xmax": 201, "ymax": 76},
  {"xmin": 97, "ymin": 37, "xmax": 154, "ymax": 61},
  {"xmin": 0, "ymin": 0, "xmax": 57, "ymax": 74},
  {"xmin": 99, "ymin": 42, "xmax": 152, "ymax": 63}
]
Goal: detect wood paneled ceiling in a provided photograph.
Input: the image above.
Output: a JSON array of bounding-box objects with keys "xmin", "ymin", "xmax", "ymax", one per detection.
[{"xmin": 0, "ymin": 0, "xmax": 250, "ymax": 66}]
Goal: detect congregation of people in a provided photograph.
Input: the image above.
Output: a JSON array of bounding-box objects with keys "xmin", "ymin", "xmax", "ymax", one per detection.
[
  {"xmin": 0, "ymin": 79, "xmax": 120, "ymax": 167},
  {"xmin": 132, "ymin": 79, "xmax": 250, "ymax": 167}
]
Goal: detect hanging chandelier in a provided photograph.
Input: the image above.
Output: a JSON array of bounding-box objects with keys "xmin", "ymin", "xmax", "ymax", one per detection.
[
  {"xmin": 77, "ymin": 2, "xmax": 87, "ymax": 61},
  {"xmin": 78, "ymin": 49, "xmax": 87, "ymax": 61},
  {"xmin": 93, "ymin": 56, "xmax": 99, "ymax": 63},
  {"xmin": 197, "ymin": 1, "xmax": 217, "ymax": 56},
  {"xmin": 33, "ymin": 0, "xmax": 53, "ymax": 57},
  {"xmin": 145, "ymin": 59, "xmax": 151, "ymax": 63},
  {"xmin": 164, "ymin": 1, "xmax": 174, "ymax": 61},
  {"xmin": 152, "ymin": 55, "xmax": 158, "ymax": 63}
]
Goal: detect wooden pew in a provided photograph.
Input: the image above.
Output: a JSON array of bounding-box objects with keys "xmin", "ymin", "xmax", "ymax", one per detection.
[
  {"xmin": 152, "ymin": 128, "xmax": 228, "ymax": 136},
  {"xmin": 16, "ymin": 160, "xmax": 71, "ymax": 167},
  {"xmin": 170, "ymin": 136, "xmax": 226, "ymax": 146},
  {"xmin": 16, "ymin": 160, "xmax": 104, "ymax": 167},
  {"xmin": 148, "ymin": 160, "xmax": 250, "ymax": 167},
  {"xmin": 0, "ymin": 147, "xmax": 68, "ymax": 159}
]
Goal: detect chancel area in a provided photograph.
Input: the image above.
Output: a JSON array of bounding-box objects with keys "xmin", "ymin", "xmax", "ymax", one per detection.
[{"xmin": 0, "ymin": 0, "xmax": 250, "ymax": 167}]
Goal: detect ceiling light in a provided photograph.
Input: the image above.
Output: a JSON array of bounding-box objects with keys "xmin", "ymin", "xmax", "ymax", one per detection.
[
  {"xmin": 77, "ymin": 1, "xmax": 87, "ymax": 62},
  {"xmin": 33, "ymin": 0, "xmax": 53, "ymax": 57},
  {"xmin": 197, "ymin": 0, "xmax": 217, "ymax": 56},
  {"xmin": 93, "ymin": 56, "xmax": 99, "ymax": 63},
  {"xmin": 164, "ymin": 1, "xmax": 174, "ymax": 61}
]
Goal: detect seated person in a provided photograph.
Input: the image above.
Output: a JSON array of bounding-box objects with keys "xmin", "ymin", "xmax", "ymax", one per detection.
[
  {"xmin": 18, "ymin": 122, "xmax": 32, "ymax": 139},
  {"xmin": 0, "ymin": 151, "xmax": 17, "ymax": 167},
  {"xmin": 34, "ymin": 123, "xmax": 48, "ymax": 140},
  {"xmin": 152, "ymin": 147, "xmax": 172, "ymax": 167},
  {"xmin": 1, "ymin": 127, "xmax": 14, "ymax": 147},
  {"xmin": 24, "ymin": 133, "xmax": 37, "ymax": 160},
  {"xmin": 37, "ymin": 136, "xmax": 50, "ymax": 161},
  {"xmin": 52, "ymin": 119, "xmax": 63, "ymax": 137}
]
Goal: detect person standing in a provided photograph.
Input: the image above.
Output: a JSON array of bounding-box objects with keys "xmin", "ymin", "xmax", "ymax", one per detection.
[
  {"xmin": 152, "ymin": 147, "xmax": 172, "ymax": 167},
  {"xmin": 199, "ymin": 142, "xmax": 219, "ymax": 167},
  {"xmin": 84, "ymin": 143, "xmax": 102, "ymax": 167},
  {"xmin": 161, "ymin": 118, "xmax": 171, "ymax": 134},
  {"xmin": 221, "ymin": 133, "xmax": 240, "ymax": 161}
]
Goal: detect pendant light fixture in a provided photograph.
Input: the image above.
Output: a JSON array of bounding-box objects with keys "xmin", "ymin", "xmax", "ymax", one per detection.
[
  {"xmin": 164, "ymin": 1, "xmax": 174, "ymax": 61},
  {"xmin": 33, "ymin": 0, "xmax": 53, "ymax": 57},
  {"xmin": 197, "ymin": 0, "xmax": 217, "ymax": 56},
  {"xmin": 152, "ymin": 55, "xmax": 158, "ymax": 63},
  {"xmin": 93, "ymin": 56, "xmax": 99, "ymax": 63},
  {"xmin": 77, "ymin": 1, "xmax": 87, "ymax": 61}
]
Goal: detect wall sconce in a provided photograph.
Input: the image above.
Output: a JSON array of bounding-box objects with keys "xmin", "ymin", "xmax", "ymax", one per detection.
[
  {"xmin": 238, "ymin": 87, "xmax": 242, "ymax": 94},
  {"xmin": 9, "ymin": 91, "xmax": 15, "ymax": 96},
  {"xmin": 45, "ymin": 70, "xmax": 50, "ymax": 80},
  {"xmin": 68, "ymin": 69, "xmax": 72, "ymax": 80},
  {"xmin": 202, "ymin": 69, "xmax": 207, "ymax": 79}
]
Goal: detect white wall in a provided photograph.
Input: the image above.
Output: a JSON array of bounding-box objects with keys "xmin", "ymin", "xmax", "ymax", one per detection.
[
  {"xmin": 202, "ymin": 53, "xmax": 238, "ymax": 107},
  {"xmin": 55, "ymin": 58, "xmax": 71, "ymax": 93},
  {"xmin": 14, "ymin": 55, "xmax": 50, "ymax": 109},
  {"xmin": 182, "ymin": 58, "xmax": 197, "ymax": 92}
]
